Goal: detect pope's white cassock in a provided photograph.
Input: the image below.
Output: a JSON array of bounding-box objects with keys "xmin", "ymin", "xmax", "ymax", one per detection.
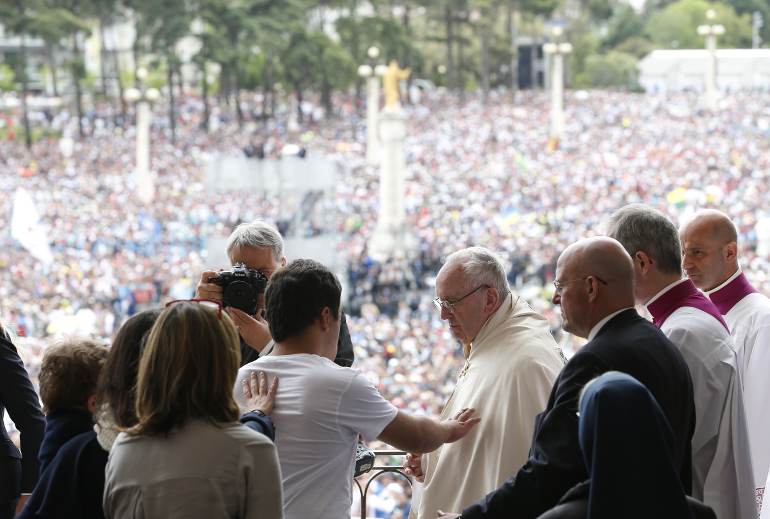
[
  {"xmin": 705, "ymin": 268, "xmax": 770, "ymax": 509},
  {"xmin": 409, "ymin": 293, "xmax": 565, "ymax": 518},
  {"xmin": 648, "ymin": 278, "xmax": 758, "ymax": 519}
]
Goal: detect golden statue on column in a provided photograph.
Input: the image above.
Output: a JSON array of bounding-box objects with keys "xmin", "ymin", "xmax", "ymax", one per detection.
[{"xmin": 383, "ymin": 60, "xmax": 411, "ymax": 110}]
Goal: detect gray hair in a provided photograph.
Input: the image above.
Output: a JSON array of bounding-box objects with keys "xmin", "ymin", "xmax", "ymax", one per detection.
[
  {"xmin": 603, "ymin": 204, "xmax": 682, "ymax": 276},
  {"xmin": 445, "ymin": 247, "xmax": 510, "ymax": 300},
  {"xmin": 226, "ymin": 219, "xmax": 285, "ymax": 263}
]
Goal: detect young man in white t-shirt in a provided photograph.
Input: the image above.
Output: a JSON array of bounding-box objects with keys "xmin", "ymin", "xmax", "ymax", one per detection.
[{"xmin": 234, "ymin": 259, "xmax": 480, "ymax": 519}]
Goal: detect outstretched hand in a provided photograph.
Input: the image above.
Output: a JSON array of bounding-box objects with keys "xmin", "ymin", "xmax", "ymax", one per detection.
[
  {"xmin": 437, "ymin": 512, "xmax": 462, "ymax": 518},
  {"xmin": 242, "ymin": 372, "xmax": 278, "ymax": 415},
  {"xmin": 442, "ymin": 407, "xmax": 480, "ymax": 444},
  {"xmin": 403, "ymin": 453, "xmax": 425, "ymax": 482}
]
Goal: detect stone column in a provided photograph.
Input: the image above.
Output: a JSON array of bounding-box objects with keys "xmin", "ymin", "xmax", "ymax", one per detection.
[
  {"xmin": 705, "ymin": 34, "xmax": 717, "ymax": 112},
  {"xmin": 551, "ymin": 52, "xmax": 565, "ymax": 138},
  {"xmin": 366, "ymin": 76, "xmax": 380, "ymax": 165},
  {"xmin": 370, "ymin": 109, "xmax": 415, "ymax": 260},
  {"xmin": 136, "ymin": 100, "xmax": 154, "ymax": 203}
]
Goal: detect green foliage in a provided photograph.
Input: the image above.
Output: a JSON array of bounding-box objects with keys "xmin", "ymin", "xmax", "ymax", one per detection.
[
  {"xmin": 584, "ymin": 51, "xmax": 639, "ymax": 87},
  {"xmin": 603, "ymin": 4, "xmax": 647, "ymax": 49},
  {"xmin": 614, "ymin": 36, "xmax": 656, "ymax": 58},
  {"xmin": 646, "ymin": 0, "xmax": 753, "ymax": 49},
  {"xmin": 0, "ymin": 64, "xmax": 18, "ymax": 91}
]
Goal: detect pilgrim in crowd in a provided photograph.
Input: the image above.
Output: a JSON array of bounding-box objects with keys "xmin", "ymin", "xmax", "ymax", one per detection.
[
  {"xmin": 402, "ymin": 247, "xmax": 565, "ymax": 518},
  {"xmin": 606, "ymin": 204, "xmax": 757, "ymax": 519}
]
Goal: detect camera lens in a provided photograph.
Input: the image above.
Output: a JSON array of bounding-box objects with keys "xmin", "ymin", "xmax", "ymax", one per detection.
[{"xmin": 224, "ymin": 281, "xmax": 256, "ymax": 314}]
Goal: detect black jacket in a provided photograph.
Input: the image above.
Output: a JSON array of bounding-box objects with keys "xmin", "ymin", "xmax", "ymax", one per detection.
[
  {"xmin": 462, "ymin": 309, "xmax": 696, "ymax": 519},
  {"xmin": 0, "ymin": 332, "xmax": 45, "ymax": 501},
  {"xmin": 240, "ymin": 310, "xmax": 355, "ymax": 368}
]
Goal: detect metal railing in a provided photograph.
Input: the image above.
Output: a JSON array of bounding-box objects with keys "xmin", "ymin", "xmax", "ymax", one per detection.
[{"xmin": 354, "ymin": 450, "xmax": 411, "ymax": 519}]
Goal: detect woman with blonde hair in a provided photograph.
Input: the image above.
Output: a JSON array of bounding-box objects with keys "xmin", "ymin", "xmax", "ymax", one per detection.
[{"xmin": 103, "ymin": 300, "xmax": 283, "ymax": 519}]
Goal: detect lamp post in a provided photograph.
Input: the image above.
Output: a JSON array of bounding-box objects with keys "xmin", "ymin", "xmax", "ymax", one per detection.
[
  {"xmin": 697, "ymin": 10, "xmax": 725, "ymax": 112},
  {"xmin": 358, "ymin": 47, "xmax": 387, "ymax": 166},
  {"xmin": 542, "ymin": 27, "xmax": 572, "ymax": 139},
  {"xmin": 124, "ymin": 67, "xmax": 161, "ymax": 204}
]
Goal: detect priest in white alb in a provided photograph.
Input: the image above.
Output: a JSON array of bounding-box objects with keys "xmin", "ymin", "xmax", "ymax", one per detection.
[
  {"xmin": 402, "ymin": 247, "xmax": 566, "ymax": 518},
  {"xmin": 606, "ymin": 204, "xmax": 757, "ymax": 519},
  {"xmin": 681, "ymin": 209, "xmax": 770, "ymax": 513}
]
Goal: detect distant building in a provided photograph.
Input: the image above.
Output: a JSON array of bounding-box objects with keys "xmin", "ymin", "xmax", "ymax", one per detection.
[{"xmin": 638, "ymin": 49, "xmax": 770, "ymax": 93}]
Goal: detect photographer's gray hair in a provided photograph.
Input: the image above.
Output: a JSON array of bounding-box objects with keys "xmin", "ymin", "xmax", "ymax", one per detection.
[{"xmin": 226, "ymin": 219, "xmax": 285, "ymax": 263}]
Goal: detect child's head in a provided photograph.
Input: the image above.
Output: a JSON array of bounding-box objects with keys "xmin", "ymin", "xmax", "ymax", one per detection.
[{"xmin": 39, "ymin": 337, "xmax": 110, "ymax": 415}]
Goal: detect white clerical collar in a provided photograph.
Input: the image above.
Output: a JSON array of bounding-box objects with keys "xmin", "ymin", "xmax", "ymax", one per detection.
[
  {"xmin": 703, "ymin": 268, "xmax": 742, "ymax": 296},
  {"xmin": 587, "ymin": 308, "xmax": 634, "ymax": 342},
  {"xmin": 645, "ymin": 278, "xmax": 688, "ymax": 309}
]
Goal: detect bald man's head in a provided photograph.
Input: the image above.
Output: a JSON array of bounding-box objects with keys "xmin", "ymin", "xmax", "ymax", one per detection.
[
  {"xmin": 679, "ymin": 210, "xmax": 739, "ymax": 291},
  {"xmin": 552, "ymin": 237, "xmax": 636, "ymax": 338}
]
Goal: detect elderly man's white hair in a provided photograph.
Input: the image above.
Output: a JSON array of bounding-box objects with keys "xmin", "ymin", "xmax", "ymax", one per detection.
[
  {"xmin": 226, "ymin": 219, "xmax": 284, "ymax": 263},
  {"xmin": 444, "ymin": 247, "xmax": 510, "ymax": 300}
]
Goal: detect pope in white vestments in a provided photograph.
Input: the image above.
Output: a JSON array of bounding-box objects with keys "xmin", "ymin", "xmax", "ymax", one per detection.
[{"xmin": 411, "ymin": 292, "xmax": 565, "ymax": 518}]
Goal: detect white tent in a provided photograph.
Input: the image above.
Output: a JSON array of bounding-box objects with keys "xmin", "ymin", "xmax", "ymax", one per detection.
[{"xmin": 638, "ymin": 49, "xmax": 770, "ymax": 93}]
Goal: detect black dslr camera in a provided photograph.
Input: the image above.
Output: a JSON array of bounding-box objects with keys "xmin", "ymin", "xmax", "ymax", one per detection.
[{"xmin": 210, "ymin": 263, "xmax": 268, "ymax": 316}]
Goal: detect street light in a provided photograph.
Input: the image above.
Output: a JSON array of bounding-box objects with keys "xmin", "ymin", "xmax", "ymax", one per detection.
[
  {"xmin": 543, "ymin": 27, "xmax": 572, "ymax": 138},
  {"xmin": 697, "ymin": 9, "xmax": 725, "ymax": 112},
  {"xmin": 358, "ymin": 46, "xmax": 386, "ymax": 165},
  {"xmin": 124, "ymin": 67, "xmax": 161, "ymax": 204}
]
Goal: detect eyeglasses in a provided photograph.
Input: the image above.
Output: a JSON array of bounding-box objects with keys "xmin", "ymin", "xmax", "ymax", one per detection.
[
  {"xmin": 434, "ymin": 285, "xmax": 489, "ymax": 313},
  {"xmin": 553, "ymin": 276, "xmax": 608, "ymax": 295},
  {"xmin": 165, "ymin": 299, "xmax": 223, "ymax": 319}
]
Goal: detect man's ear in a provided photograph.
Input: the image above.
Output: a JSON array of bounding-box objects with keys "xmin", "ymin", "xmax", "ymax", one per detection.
[
  {"xmin": 485, "ymin": 287, "xmax": 500, "ymax": 314},
  {"xmin": 318, "ymin": 307, "xmax": 332, "ymax": 332},
  {"xmin": 635, "ymin": 251, "xmax": 653, "ymax": 275},
  {"xmin": 586, "ymin": 277, "xmax": 602, "ymax": 304},
  {"xmin": 281, "ymin": 257, "xmax": 287, "ymax": 267},
  {"xmin": 724, "ymin": 242, "xmax": 738, "ymax": 263}
]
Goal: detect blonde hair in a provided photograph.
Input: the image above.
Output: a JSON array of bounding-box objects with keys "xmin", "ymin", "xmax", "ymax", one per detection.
[{"xmin": 132, "ymin": 302, "xmax": 241, "ymax": 436}]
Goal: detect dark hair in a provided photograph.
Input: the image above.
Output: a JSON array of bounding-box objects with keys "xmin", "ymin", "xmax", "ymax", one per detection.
[
  {"xmin": 96, "ymin": 308, "xmax": 163, "ymax": 429},
  {"xmin": 265, "ymin": 259, "xmax": 341, "ymax": 343},
  {"xmin": 604, "ymin": 204, "xmax": 683, "ymax": 276},
  {"xmin": 39, "ymin": 337, "xmax": 110, "ymax": 414},
  {"xmin": 132, "ymin": 302, "xmax": 241, "ymax": 436}
]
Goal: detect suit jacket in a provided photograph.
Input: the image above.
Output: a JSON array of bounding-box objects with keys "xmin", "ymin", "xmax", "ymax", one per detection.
[
  {"xmin": 240, "ymin": 311, "xmax": 355, "ymax": 368},
  {"xmin": 0, "ymin": 332, "xmax": 45, "ymax": 500},
  {"xmin": 462, "ymin": 309, "xmax": 696, "ymax": 519}
]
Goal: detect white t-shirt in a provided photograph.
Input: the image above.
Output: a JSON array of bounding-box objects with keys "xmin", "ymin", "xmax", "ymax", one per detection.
[{"xmin": 234, "ymin": 354, "xmax": 399, "ymax": 519}]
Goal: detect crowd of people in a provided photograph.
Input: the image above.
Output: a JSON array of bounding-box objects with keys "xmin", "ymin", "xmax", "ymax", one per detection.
[{"xmin": 2, "ymin": 86, "xmax": 770, "ymax": 517}]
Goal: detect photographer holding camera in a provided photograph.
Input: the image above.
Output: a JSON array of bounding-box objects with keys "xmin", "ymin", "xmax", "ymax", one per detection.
[{"xmin": 196, "ymin": 219, "xmax": 354, "ymax": 368}]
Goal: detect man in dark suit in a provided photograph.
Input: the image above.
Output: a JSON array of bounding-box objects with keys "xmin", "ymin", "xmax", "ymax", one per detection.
[
  {"xmin": 1, "ymin": 326, "xmax": 45, "ymax": 518},
  {"xmin": 440, "ymin": 237, "xmax": 696, "ymax": 519}
]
